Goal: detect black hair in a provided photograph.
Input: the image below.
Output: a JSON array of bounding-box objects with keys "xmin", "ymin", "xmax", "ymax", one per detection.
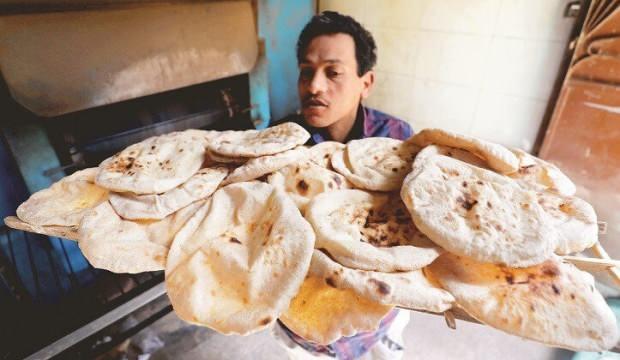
[{"xmin": 296, "ymin": 11, "xmax": 377, "ymax": 77}]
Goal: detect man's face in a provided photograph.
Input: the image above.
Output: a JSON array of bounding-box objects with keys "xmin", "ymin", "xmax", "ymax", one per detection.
[{"xmin": 298, "ymin": 33, "xmax": 374, "ymax": 128}]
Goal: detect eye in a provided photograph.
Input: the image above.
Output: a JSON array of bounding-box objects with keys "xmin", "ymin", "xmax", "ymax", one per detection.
[
  {"xmin": 327, "ymin": 69, "xmax": 342, "ymax": 78},
  {"xmin": 299, "ymin": 68, "xmax": 314, "ymax": 80}
]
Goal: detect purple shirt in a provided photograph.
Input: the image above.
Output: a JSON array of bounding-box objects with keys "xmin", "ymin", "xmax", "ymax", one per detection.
[
  {"xmin": 275, "ymin": 105, "xmax": 413, "ymax": 359},
  {"xmin": 277, "ymin": 105, "xmax": 413, "ymax": 144}
]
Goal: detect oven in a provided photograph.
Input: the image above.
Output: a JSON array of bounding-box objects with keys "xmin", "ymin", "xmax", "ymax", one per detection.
[{"xmin": 0, "ymin": 1, "xmax": 291, "ymax": 358}]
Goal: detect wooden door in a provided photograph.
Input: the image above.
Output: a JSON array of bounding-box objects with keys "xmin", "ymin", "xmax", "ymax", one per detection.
[{"xmin": 540, "ymin": 0, "xmax": 620, "ymax": 284}]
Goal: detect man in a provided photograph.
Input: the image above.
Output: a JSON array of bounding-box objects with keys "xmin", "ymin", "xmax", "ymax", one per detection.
[{"xmin": 272, "ymin": 11, "xmax": 413, "ymax": 360}]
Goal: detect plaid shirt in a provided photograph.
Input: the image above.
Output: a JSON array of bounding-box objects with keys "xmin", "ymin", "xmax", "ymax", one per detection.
[{"xmin": 275, "ymin": 105, "xmax": 413, "ymax": 359}]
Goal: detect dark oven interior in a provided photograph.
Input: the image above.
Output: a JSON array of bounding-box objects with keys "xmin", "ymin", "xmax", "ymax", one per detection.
[{"xmin": 0, "ymin": 73, "xmax": 253, "ymax": 359}]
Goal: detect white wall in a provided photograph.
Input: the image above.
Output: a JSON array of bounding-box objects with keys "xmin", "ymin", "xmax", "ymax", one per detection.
[{"xmin": 319, "ymin": 0, "xmax": 575, "ymax": 152}]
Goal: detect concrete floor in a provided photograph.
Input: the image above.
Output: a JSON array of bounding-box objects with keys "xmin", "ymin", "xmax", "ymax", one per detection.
[{"xmin": 115, "ymin": 310, "xmax": 575, "ymax": 360}]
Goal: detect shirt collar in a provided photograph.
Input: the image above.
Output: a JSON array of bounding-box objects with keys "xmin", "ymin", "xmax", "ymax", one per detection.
[{"xmin": 310, "ymin": 104, "xmax": 366, "ymax": 144}]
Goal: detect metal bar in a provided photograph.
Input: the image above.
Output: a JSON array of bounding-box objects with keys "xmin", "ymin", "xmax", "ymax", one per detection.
[
  {"xmin": 24, "ymin": 281, "xmax": 167, "ymax": 360},
  {"xmin": 21, "ymin": 230, "xmax": 41, "ymax": 300},
  {"xmin": 42, "ymin": 237, "xmax": 66, "ymax": 296},
  {"xmin": 57, "ymin": 238, "xmax": 79, "ymax": 289},
  {"xmin": 84, "ymin": 304, "xmax": 173, "ymax": 358},
  {"xmin": 6, "ymin": 228, "xmax": 17, "ymax": 269}
]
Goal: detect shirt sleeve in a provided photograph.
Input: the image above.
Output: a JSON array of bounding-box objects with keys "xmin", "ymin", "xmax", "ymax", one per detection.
[{"xmin": 387, "ymin": 119, "xmax": 414, "ymax": 141}]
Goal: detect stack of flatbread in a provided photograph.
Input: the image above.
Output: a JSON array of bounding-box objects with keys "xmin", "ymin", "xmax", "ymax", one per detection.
[{"xmin": 4, "ymin": 124, "xmax": 619, "ymax": 351}]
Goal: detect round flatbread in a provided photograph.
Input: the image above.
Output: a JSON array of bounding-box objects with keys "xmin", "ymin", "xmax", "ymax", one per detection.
[
  {"xmin": 267, "ymin": 161, "xmax": 351, "ymax": 213},
  {"xmin": 109, "ymin": 167, "xmax": 228, "ymax": 220},
  {"xmin": 427, "ymin": 253, "xmax": 619, "ymax": 352},
  {"xmin": 96, "ymin": 130, "xmax": 208, "ymax": 194},
  {"xmin": 78, "ymin": 200, "xmax": 203, "ymax": 273},
  {"xmin": 4, "ymin": 216, "xmax": 79, "ymax": 241},
  {"xmin": 16, "ymin": 168, "xmax": 109, "ymax": 227},
  {"xmin": 408, "ymin": 128, "xmax": 519, "ymax": 174},
  {"xmin": 307, "ymin": 189, "xmax": 442, "ymax": 272},
  {"xmin": 165, "ymin": 182, "xmax": 315, "ymax": 335},
  {"xmin": 401, "ymin": 146, "xmax": 557, "ymax": 267},
  {"xmin": 279, "ymin": 276, "xmax": 393, "ymax": 345},
  {"xmin": 309, "ymin": 250, "xmax": 454, "ymax": 312},
  {"xmin": 308, "ymin": 141, "xmax": 345, "ymax": 168},
  {"xmin": 222, "ymin": 146, "xmax": 309, "ymax": 185},
  {"xmin": 509, "ymin": 148, "xmax": 576, "ymax": 196},
  {"xmin": 330, "ymin": 140, "xmax": 419, "ymax": 191},
  {"xmin": 207, "ymin": 122, "xmax": 310, "ymax": 158}
]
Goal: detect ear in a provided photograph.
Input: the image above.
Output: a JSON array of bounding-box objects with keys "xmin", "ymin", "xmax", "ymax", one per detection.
[{"xmin": 360, "ymin": 70, "xmax": 375, "ymax": 100}]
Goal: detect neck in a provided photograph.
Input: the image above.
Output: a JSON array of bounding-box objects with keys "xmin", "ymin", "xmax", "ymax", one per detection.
[{"xmin": 326, "ymin": 104, "xmax": 361, "ymax": 143}]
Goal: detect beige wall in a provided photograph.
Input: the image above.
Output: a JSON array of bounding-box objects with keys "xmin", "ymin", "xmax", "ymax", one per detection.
[{"xmin": 319, "ymin": 0, "xmax": 575, "ymax": 152}]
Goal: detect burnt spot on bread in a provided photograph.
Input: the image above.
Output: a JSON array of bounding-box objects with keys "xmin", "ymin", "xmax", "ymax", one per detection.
[
  {"xmin": 296, "ymin": 180, "xmax": 309, "ymax": 194},
  {"xmin": 259, "ymin": 317, "xmax": 272, "ymax": 326},
  {"xmin": 486, "ymin": 201, "xmax": 493, "ymax": 209},
  {"xmin": 462, "ymin": 181, "xmax": 468, "ymax": 188},
  {"xmin": 477, "ymin": 180, "xmax": 483, "ymax": 185},
  {"xmin": 266, "ymin": 223, "xmax": 274, "ymax": 237},
  {"xmin": 541, "ymin": 263, "xmax": 560, "ymax": 277},
  {"xmin": 551, "ymin": 284, "xmax": 561, "ymax": 295},
  {"xmin": 505, "ymin": 274, "xmax": 514, "ymax": 285},
  {"xmin": 333, "ymin": 175, "xmax": 342, "ymax": 186},
  {"xmin": 570, "ymin": 293, "xmax": 576, "ymax": 300},
  {"xmin": 328, "ymin": 182, "xmax": 334, "ymax": 189},
  {"xmin": 230, "ymin": 237, "xmax": 241, "ymax": 244},
  {"xmin": 518, "ymin": 164, "xmax": 535, "ymax": 175},
  {"xmin": 325, "ymin": 277, "xmax": 337, "ymax": 288},
  {"xmin": 457, "ymin": 194, "xmax": 478, "ymax": 210},
  {"xmin": 368, "ymin": 278, "xmax": 391, "ymax": 295},
  {"xmin": 392, "ymin": 167, "xmax": 398, "ymax": 172},
  {"xmin": 558, "ymin": 203, "xmax": 570, "ymax": 212}
]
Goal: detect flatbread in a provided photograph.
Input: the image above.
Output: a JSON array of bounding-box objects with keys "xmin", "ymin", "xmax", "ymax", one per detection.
[
  {"xmin": 408, "ymin": 128, "xmax": 519, "ymax": 174},
  {"xmin": 16, "ymin": 168, "xmax": 108, "ymax": 227},
  {"xmin": 109, "ymin": 167, "xmax": 228, "ymax": 220},
  {"xmin": 96, "ymin": 130, "xmax": 207, "ymax": 194},
  {"xmin": 4, "ymin": 216, "xmax": 79, "ymax": 241},
  {"xmin": 401, "ymin": 146, "xmax": 557, "ymax": 267},
  {"xmin": 346, "ymin": 137, "xmax": 420, "ymax": 189},
  {"xmin": 206, "ymin": 149, "xmax": 249, "ymax": 165},
  {"xmin": 207, "ymin": 122, "xmax": 310, "ymax": 157},
  {"xmin": 279, "ymin": 276, "xmax": 393, "ymax": 345},
  {"xmin": 307, "ymin": 189, "xmax": 442, "ymax": 272},
  {"xmin": 78, "ymin": 200, "xmax": 204, "ymax": 273},
  {"xmin": 165, "ymin": 182, "xmax": 315, "ymax": 335},
  {"xmin": 222, "ymin": 146, "xmax": 309, "ymax": 185},
  {"xmin": 427, "ymin": 253, "xmax": 619, "ymax": 351},
  {"xmin": 509, "ymin": 148, "xmax": 576, "ymax": 196},
  {"xmin": 308, "ymin": 141, "xmax": 345, "ymax": 168},
  {"xmin": 267, "ymin": 161, "xmax": 351, "ymax": 213},
  {"xmin": 419, "ymin": 144, "xmax": 490, "ymax": 170},
  {"xmin": 309, "ymin": 250, "xmax": 454, "ymax": 312},
  {"xmin": 536, "ymin": 192, "xmax": 598, "ymax": 255},
  {"xmin": 330, "ymin": 140, "xmax": 418, "ymax": 191}
]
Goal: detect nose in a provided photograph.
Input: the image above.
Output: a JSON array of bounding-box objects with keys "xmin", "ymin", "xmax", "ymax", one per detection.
[{"xmin": 308, "ymin": 71, "xmax": 327, "ymax": 95}]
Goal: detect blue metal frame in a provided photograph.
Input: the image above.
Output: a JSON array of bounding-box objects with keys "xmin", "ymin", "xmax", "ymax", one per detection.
[{"xmin": 250, "ymin": 0, "xmax": 314, "ymax": 129}]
